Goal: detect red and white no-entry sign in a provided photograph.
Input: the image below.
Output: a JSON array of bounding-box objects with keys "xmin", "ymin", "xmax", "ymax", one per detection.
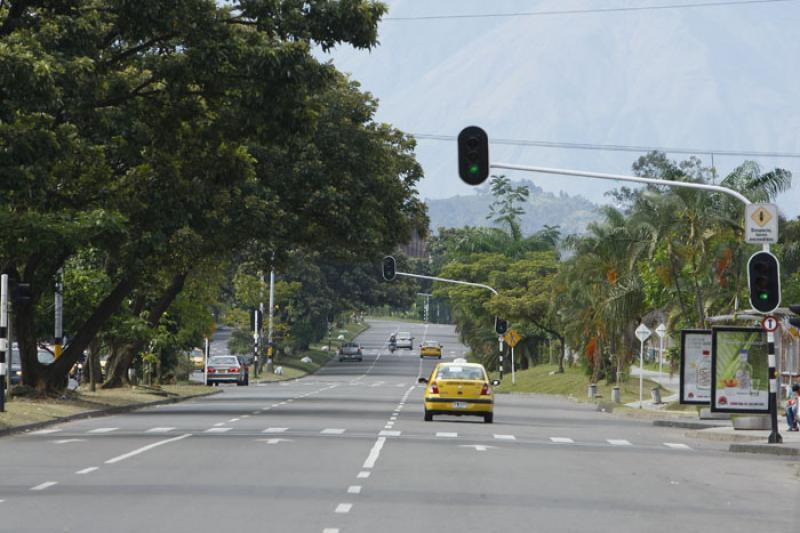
[{"xmin": 761, "ymin": 315, "xmax": 778, "ymax": 332}]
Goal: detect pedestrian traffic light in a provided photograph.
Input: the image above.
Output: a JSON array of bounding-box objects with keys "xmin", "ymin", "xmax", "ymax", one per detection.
[
  {"xmin": 12, "ymin": 283, "xmax": 32, "ymax": 305},
  {"xmin": 382, "ymin": 256, "xmax": 396, "ymax": 281},
  {"xmin": 495, "ymin": 318, "xmax": 508, "ymax": 335},
  {"xmin": 747, "ymin": 251, "xmax": 780, "ymax": 313},
  {"xmin": 457, "ymin": 126, "xmax": 489, "ymax": 185}
]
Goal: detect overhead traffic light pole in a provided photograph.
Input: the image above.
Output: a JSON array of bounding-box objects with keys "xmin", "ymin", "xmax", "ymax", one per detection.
[{"xmin": 458, "ymin": 126, "xmax": 784, "ymax": 442}]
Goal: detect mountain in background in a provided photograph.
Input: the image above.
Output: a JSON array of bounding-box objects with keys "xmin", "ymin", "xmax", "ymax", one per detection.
[
  {"xmin": 426, "ymin": 179, "xmax": 599, "ymax": 236},
  {"xmin": 325, "ymin": 0, "xmax": 800, "ymax": 218}
]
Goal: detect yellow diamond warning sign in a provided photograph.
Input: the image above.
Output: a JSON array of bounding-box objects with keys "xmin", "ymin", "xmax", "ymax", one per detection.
[
  {"xmin": 504, "ymin": 330, "xmax": 522, "ymax": 348},
  {"xmin": 745, "ymin": 203, "xmax": 778, "ymax": 244}
]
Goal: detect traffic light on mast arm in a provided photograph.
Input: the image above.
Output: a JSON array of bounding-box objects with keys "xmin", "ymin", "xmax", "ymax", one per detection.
[
  {"xmin": 747, "ymin": 251, "xmax": 780, "ymax": 313},
  {"xmin": 458, "ymin": 126, "xmax": 489, "ymax": 185},
  {"xmin": 382, "ymin": 256, "xmax": 396, "ymax": 281},
  {"xmin": 495, "ymin": 318, "xmax": 508, "ymax": 335}
]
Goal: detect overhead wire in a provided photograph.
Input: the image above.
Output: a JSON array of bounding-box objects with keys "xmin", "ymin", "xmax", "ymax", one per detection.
[{"xmin": 383, "ymin": 0, "xmax": 797, "ymax": 21}]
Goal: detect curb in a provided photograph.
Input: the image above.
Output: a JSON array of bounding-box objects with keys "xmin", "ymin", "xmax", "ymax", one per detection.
[
  {"xmin": 0, "ymin": 388, "xmax": 221, "ymax": 439},
  {"xmin": 684, "ymin": 429, "xmax": 764, "ymax": 443},
  {"xmin": 729, "ymin": 443, "xmax": 800, "ymax": 457},
  {"xmin": 653, "ymin": 420, "xmax": 730, "ymax": 430}
]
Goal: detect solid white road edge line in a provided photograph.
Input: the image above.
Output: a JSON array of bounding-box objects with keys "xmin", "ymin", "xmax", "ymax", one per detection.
[
  {"xmin": 362, "ymin": 437, "xmax": 386, "ymax": 469},
  {"xmin": 105, "ymin": 433, "xmax": 191, "ymax": 464}
]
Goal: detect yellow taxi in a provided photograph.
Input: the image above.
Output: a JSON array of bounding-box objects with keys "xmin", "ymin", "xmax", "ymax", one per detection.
[
  {"xmin": 419, "ymin": 340, "xmax": 443, "ymax": 359},
  {"xmin": 418, "ymin": 359, "xmax": 500, "ymax": 423}
]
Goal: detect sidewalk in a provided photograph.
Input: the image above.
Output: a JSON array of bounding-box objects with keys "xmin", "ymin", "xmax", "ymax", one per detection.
[
  {"xmin": 686, "ymin": 424, "xmax": 800, "ymax": 456},
  {"xmin": 625, "ymin": 366, "xmax": 679, "ymax": 409}
]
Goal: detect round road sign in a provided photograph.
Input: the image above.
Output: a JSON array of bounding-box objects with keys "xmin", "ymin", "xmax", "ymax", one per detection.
[{"xmin": 761, "ymin": 316, "xmax": 778, "ymax": 332}]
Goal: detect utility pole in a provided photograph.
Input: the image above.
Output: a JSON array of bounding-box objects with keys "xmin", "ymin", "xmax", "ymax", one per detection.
[
  {"xmin": 54, "ymin": 268, "xmax": 63, "ymax": 360},
  {"xmin": 0, "ymin": 274, "xmax": 8, "ymax": 412},
  {"xmin": 267, "ymin": 255, "xmax": 275, "ymax": 374}
]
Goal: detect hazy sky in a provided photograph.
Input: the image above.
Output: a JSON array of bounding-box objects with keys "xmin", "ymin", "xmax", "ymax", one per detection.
[{"xmin": 322, "ymin": 0, "xmax": 800, "ymax": 218}]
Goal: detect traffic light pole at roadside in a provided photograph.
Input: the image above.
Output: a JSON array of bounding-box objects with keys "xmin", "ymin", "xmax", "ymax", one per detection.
[{"xmin": 458, "ymin": 126, "xmax": 785, "ymax": 442}]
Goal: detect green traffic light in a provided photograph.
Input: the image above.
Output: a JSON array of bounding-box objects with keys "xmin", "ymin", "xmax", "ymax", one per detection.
[
  {"xmin": 759, "ymin": 292, "xmax": 769, "ymax": 300},
  {"xmin": 469, "ymin": 164, "xmax": 479, "ymax": 175}
]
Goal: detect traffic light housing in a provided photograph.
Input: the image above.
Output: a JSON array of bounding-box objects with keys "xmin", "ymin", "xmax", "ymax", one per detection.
[
  {"xmin": 495, "ymin": 318, "xmax": 508, "ymax": 335},
  {"xmin": 789, "ymin": 305, "xmax": 800, "ymax": 329},
  {"xmin": 458, "ymin": 126, "xmax": 489, "ymax": 185},
  {"xmin": 747, "ymin": 251, "xmax": 780, "ymax": 313},
  {"xmin": 382, "ymin": 256, "xmax": 396, "ymax": 281},
  {"xmin": 12, "ymin": 283, "xmax": 32, "ymax": 305}
]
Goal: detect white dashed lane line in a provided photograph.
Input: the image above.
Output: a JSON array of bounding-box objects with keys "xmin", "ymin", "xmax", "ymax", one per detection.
[
  {"xmin": 29, "ymin": 429, "xmax": 61, "ymax": 436},
  {"xmin": 347, "ymin": 485, "xmax": 362, "ymax": 494},
  {"xmin": 436, "ymin": 432, "xmax": 458, "ymax": 438},
  {"xmin": 494, "ymin": 434, "xmax": 516, "ymax": 441},
  {"xmin": 76, "ymin": 467, "xmax": 99, "ymax": 475},
  {"xmin": 205, "ymin": 427, "xmax": 232, "ymax": 433},
  {"xmin": 88, "ymin": 428, "xmax": 118, "ymax": 434},
  {"xmin": 664, "ymin": 442, "xmax": 692, "ymax": 450},
  {"xmin": 321, "ymin": 428, "xmax": 346, "ymax": 435},
  {"xmin": 146, "ymin": 427, "xmax": 175, "ymax": 433},
  {"xmin": 608, "ymin": 439, "xmax": 632, "ymax": 446},
  {"xmin": 335, "ymin": 503, "xmax": 352, "ymax": 514},
  {"xmin": 550, "ymin": 437, "xmax": 574, "ymax": 444},
  {"xmin": 263, "ymin": 427, "xmax": 288, "ymax": 433},
  {"xmin": 357, "ymin": 471, "xmax": 370, "ymax": 479},
  {"xmin": 30, "ymin": 482, "xmax": 58, "ymax": 491}
]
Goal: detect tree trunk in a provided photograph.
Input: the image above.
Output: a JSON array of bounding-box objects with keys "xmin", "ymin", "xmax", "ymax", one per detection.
[
  {"xmin": 14, "ymin": 297, "xmax": 49, "ymax": 392},
  {"xmin": 102, "ymin": 271, "xmax": 189, "ymax": 388}
]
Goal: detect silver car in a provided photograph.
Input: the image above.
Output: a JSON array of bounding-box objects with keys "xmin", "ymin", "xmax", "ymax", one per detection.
[
  {"xmin": 206, "ymin": 355, "xmax": 248, "ymax": 386},
  {"xmin": 338, "ymin": 342, "xmax": 363, "ymax": 362}
]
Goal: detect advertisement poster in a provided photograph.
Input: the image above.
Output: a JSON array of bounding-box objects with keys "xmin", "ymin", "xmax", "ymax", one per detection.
[
  {"xmin": 680, "ymin": 330, "xmax": 712, "ymax": 405},
  {"xmin": 711, "ymin": 327, "xmax": 769, "ymax": 413}
]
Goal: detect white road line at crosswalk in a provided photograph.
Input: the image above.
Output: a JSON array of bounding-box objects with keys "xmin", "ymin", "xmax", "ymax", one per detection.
[
  {"xmin": 321, "ymin": 428, "xmax": 346, "ymax": 435},
  {"xmin": 550, "ymin": 437, "xmax": 574, "ymax": 444},
  {"xmin": 347, "ymin": 485, "xmax": 362, "ymax": 494},
  {"xmin": 263, "ymin": 427, "xmax": 288, "ymax": 433},
  {"xmin": 357, "ymin": 471, "xmax": 370, "ymax": 479},
  {"xmin": 76, "ymin": 467, "xmax": 99, "ymax": 475},
  {"xmin": 664, "ymin": 442, "xmax": 691, "ymax": 450},
  {"xmin": 379, "ymin": 430, "xmax": 402, "ymax": 437},
  {"xmin": 30, "ymin": 481, "xmax": 58, "ymax": 491},
  {"xmin": 335, "ymin": 503, "xmax": 352, "ymax": 514},
  {"xmin": 205, "ymin": 427, "xmax": 232, "ymax": 433},
  {"xmin": 607, "ymin": 439, "xmax": 632, "ymax": 446},
  {"xmin": 89, "ymin": 428, "xmax": 118, "ymax": 434},
  {"xmin": 323, "ymin": 529, "xmax": 340, "ymax": 533},
  {"xmin": 146, "ymin": 427, "xmax": 176, "ymax": 433},
  {"xmin": 494, "ymin": 434, "xmax": 516, "ymax": 441},
  {"xmin": 436, "ymin": 432, "xmax": 458, "ymax": 438}
]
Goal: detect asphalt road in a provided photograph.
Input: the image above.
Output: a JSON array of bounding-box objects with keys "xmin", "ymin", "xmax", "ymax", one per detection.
[{"xmin": 0, "ymin": 319, "xmax": 797, "ymax": 532}]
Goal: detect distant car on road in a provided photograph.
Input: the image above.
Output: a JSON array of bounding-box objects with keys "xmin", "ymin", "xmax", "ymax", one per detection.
[
  {"xmin": 418, "ymin": 360, "xmax": 500, "ymax": 423},
  {"xmin": 395, "ymin": 332, "xmax": 414, "ymax": 350},
  {"xmin": 206, "ymin": 355, "xmax": 248, "ymax": 386},
  {"xmin": 420, "ymin": 340, "xmax": 442, "ymax": 359},
  {"xmin": 338, "ymin": 342, "xmax": 363, "ymax": 362}
]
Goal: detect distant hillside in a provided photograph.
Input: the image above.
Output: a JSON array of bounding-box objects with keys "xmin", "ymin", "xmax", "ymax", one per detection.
[{"xmin": 426, "ymin": 179, "xmax": 599, "ymax": 236}]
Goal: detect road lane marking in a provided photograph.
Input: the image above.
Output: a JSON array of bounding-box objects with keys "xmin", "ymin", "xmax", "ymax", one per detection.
[
  {"xmin": 357, "ymin": 471, "xmax": 370, "ymax": 479},
  {"xmin": 228, "ymin": 418, "xmax": 240, "ymax": 422},
  {"xmin": 89, "ymin": 428, "xmax": 118, "ymax": 434},
  {"xmin": 550, "ymin": 437, "xmax": 574, "ymax": 444},
  {"xmin": 348, "ymin": 485, "xmax": 362, "ymax": 494},
  {"xmin": 664, "ymin": 442, "xmax": 691, "ymax": 450},
  {"xmin": 436, "ymin": 432, "xmax": 458, "ymax": 438},
  {"xmin": 31, "ymin": 481, "xmax": 58, "ymax": 491},
  {"xmin": 379, "ymin": 430, "xmax": 401, "ymax": 437},
  {"xmin": 213, "ymin": 422, "xmax": 225, "ymax": 427},
  {"xmin": 263, "ymin": 427, "xmax": 288, "ymax": 433},
  {"xmin": 321, "ymin": 428, "xmax": 346, "ymax": 435},
  {"xmin": 54, "ymin": 438, "xmax": 86, "ymax": 444},
  {"xmin": 323, "ymin": 529, "xmax": 340, "ymax": 533},
  {"xmin": 262, "ymin": 438, "xmax": 293, "ymax": 445},
  {"xmin": 494, "ymin": 434, "xmax": 516, "ymax": 441},
  {"xmin": 146, "ymin": 427, "xmax": 175, "ymax": 433},
  {"xmin": 335, "ymin": 503, "xmax": 352, "ymax": 514},
  {"xmin": 29, "ymin": 429, "xmax": 61, "ymax": 435},
  {"xmin": 76, "ymin": 467, "xmax": 99, "ymax": 475},
  {"xmin": 205, "ymin": 427, "xmax": 231, "ymax": 433},
  {"xmin": 241, "ymin": 415, "xmax": 250, "ymax": 419},
  {"xmin": 607, "ymin": 439, "xmax": 632, "ymax": 446},
  {"xmin": 105, "ymin": 434, "xmax": 191, "ymax": 464},
  {"xmin": 459, "ymin": 444, "xmax": 494, "ymax": 451},
  {"xmin": 363, "ymin": 437, "xmax": 386, "ymax": 469}
]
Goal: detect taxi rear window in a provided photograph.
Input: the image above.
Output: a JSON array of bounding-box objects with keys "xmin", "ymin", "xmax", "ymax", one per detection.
[{"xmin": 436, "ymin": 366, "xmax": 484, "ymax": 381}]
